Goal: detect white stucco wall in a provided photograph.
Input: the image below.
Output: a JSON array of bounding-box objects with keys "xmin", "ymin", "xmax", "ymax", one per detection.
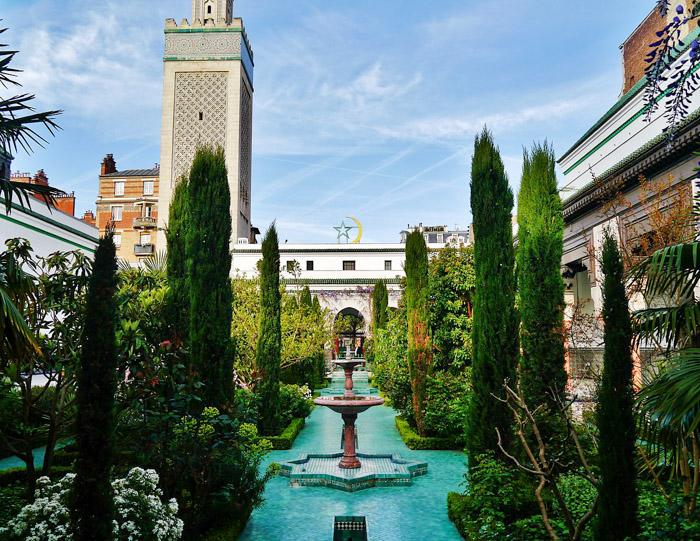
[{"xmin": 0, "ymin": 198, "xmax": 99, "ymax": 257}]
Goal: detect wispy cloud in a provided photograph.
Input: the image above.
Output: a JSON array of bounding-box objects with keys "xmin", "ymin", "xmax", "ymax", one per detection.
[{"xmin": 12, "ymin": 1, "xmax": 162, "ymax": 140}]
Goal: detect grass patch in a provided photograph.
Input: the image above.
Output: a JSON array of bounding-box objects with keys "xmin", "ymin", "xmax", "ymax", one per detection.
[
  {"xmin": 395, "ymin": 416, "xmax": 463, "ymax": 450},
  {"xmin": 261, "ymin": 417, "xmax": 306, "ymax": 450}
]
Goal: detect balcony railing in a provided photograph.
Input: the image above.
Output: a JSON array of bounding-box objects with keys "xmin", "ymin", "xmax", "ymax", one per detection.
[
  {"xmin": 133, "ymin": 216, "xmax": 157, "ymax": 229},
  {"xmin": 134, "ymin": 244, "xmax": 155, "ymax": 256}
]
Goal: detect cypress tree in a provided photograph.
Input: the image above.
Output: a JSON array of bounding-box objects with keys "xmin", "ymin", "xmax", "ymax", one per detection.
[
  {"xmin": 405, "ymin": 231, "xmax": 432, "ymax": 435},
  {"xmin": 166, "ymin": 176, "xmax": 190, "ymax": 342},
  {"xmin": 72, "ymin": 234, "xmax": 118, "ymax": 541},
  {"xmin": 372, "ymin": 280, "xmax": 389, "ymax": 334},
  {"xmin": 186, "ymin": 146, "xmax": 233, "ymax": 407},
  {"xmin": 466, "ymin": 128, "xmax": 519, "ymax": 459},
  {"xmin": 257, "ymin": 224, "xmax": 282, "ymax": 435},
  {"xmin": 595, "ymin": 232, "xmax": 638, "ymax": 541},
  {"xmin": 300, "ymin": 285, "xmax": 313, "ymax": 309},
  {"xmin": 517, "ymin": 143, "xmax": 566, "ymax": 418}
]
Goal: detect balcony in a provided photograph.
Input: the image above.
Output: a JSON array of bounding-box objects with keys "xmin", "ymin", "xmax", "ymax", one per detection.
[
  {"xmin": 134, "ymin": 244, "xmax": 155, "ymax": 256},
  {"xmin": 133, "ymin": 216, "xmax": 157, "ymax": 229}
]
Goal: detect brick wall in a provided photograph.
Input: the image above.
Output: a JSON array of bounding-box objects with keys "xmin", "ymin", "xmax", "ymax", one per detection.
[{"xmin": 621, "ymin": 9, "xmax": 665, "ymax": 94}]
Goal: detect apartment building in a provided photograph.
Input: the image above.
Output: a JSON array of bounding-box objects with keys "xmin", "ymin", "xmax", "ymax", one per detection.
[{"xmin": 95, "ymin": 154, "xmax": 160, "ymax": 262}]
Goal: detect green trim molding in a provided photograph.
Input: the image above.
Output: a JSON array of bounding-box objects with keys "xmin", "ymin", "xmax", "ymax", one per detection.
[
  {"xmin": 562, "ymin": 102, "xmax": 700, "ymax": 208},
  {"xmin": 282, "ymin": 278, "xmax": 403, "ymax": 286},
  {"xmin": 0, "ymin": 198, "xmax": 98, "ymax": 253},
  {"xmin": 559, "ymin": 25, "xmax": 700, "ymax": 167},
  {"xmin": 234, "ymin": 247, "xmax": 407, "ymax": 254}
]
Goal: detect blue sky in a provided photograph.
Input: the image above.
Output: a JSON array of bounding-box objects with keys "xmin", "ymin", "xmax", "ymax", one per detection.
[{"xmin": 4, "ymin": 0, "xmax": 653, "ymax": 242}]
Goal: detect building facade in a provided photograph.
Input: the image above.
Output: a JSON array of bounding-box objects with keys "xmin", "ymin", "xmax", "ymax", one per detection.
[
  {"xmin": 558, "ymin": 4, "xmax": 700, "ymax": 395},
  {"xmin": 11, "ymin": 170, "xmax": 77, "ymax": 217},
  {"xmin": 232, "ymin": 242, "xmax": 461, "ymax": 337},
  {"xmin": 399, "ymin": 223, "xmax": 470, "ymax": 246},
  {"xmin": 1, "ymin": 199, "xmax": 98, "ymax": 258},
  {"xmin": 94, "ymin": 154, "xmax": 160, "ymax": 262},
  {"xmin": 157, "ymin": 0, "xmax": 254, "ymax": 249}
]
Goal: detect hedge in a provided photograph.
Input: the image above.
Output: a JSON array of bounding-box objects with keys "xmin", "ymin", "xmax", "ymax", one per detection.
[
  {"xmin": 395, "ymin": 416, "xmax": 463, "ymax": 450},
  {"xmin": 0, "ymin": 465, "xmax": 74, "ymax": 487},
  {"xmin": 447, "ymin": 491, "xmax": 469, "ymax": 539},
  {"xmin": 201, "ymin": 507, "xmax": 251, "ymax": 541},
  {"xmin": 261, "ymin": 417, "xmax": 305, "ymax": 450}
]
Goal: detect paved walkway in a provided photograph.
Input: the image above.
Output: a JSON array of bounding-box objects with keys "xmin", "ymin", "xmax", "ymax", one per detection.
[{"xmin": 240, "ymin": 405, "xmax": 466, "ymax": 540}]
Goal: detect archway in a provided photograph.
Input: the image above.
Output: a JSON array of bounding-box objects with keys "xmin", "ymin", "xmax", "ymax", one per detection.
[{"xmin": 333, "ymin": 307, "xmax": 366, "ymax": 358}]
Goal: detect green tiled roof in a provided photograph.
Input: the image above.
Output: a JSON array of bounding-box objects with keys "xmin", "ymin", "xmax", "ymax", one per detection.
[
  {"xmin": 559, "ymin": 25, "xmax": 700, "ymax": 163},
  {"xmin": 562, "ymin": 103, "xmax": 700, "ymax": 208}
]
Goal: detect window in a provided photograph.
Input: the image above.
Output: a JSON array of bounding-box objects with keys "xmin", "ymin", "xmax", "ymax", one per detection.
[
  {"xmin": 114, "ymin": 181, "xmax": 125, "ymax": 196},
  {"xmin": 384, "ymin": 260, "xmax": 392, "ymax": 271},
  {"xmin": 286, "ymin": 260, "xmax": 299, "ymax": 273},
  {"xmin": 143, "ymin": 180, "xmax": 154, "ymax": 195},
  {"xmin": 143, "ymin": 205, "xmax": 153, "ymax": 218},
  {"xmin": 437, "ymin": 233, "xmax": 444, "ymax": 243},
  {"xmin": 306, "ymin": 260, "xmax": 314, "ymax": 271},
  {"xmin": 140, "ymin": 233, "xmax": 152, "ymax": 246},
  {"xmin": 113, "ymin": 234, "xmax": 122, "ymax": 248},
  {"xmin": 111, "ymin": 206, "xmax": 123, "ymax": 222},
  {"xmin": 343, "ymin": 261, "xmax": 356, "ymax": 271},
  {"xmin": 199, "ymin": 112, "xmax": 204, "ymax": 121},
  {"xmin": 207, "ymin": 5, "xmax": 212, "ymax": 14}
]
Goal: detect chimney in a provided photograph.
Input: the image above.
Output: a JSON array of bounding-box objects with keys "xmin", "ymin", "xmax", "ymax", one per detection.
[
  {"xmin": 82, "ymin": 210, "xmax": 96, "ymax": 226},
  {"xmin": 101, "ymin": 154, "xmax": 117, "ymax": 175},
  {"xmin": 32, "ymin": 169, "xmax": 49, "ymax": 186}
]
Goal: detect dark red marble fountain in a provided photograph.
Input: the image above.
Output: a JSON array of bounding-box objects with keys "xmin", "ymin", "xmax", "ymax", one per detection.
[{"xmin": 314, "ymin": 355, "xmax": 384, "ymax": 469}]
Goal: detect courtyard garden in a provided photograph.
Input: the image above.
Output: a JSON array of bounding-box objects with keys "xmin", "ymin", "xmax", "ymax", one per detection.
[{"xmin": 2, "ymin": 6, "xmax": 700, "ymax": 538}]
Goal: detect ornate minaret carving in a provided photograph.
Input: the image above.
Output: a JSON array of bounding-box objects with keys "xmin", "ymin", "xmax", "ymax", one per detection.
[{"xmin": 159, "ymin": 1, "xmax": 254, "ymax": 248}]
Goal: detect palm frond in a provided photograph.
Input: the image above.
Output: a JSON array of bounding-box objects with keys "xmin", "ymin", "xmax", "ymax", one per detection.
[
  {"xmin": 0, "ymin": 285, "xmax": 39, "ymax": 357},
  {"xmin": 0, "ymin": 179, "xmax": 65, "ymax": 213},
  {"xmin": 634, "ymin": 302, "xmax": 700, "ymax": 348},
  {"xmin": 142, "ymin": 250, "xmax": 167, "ymax": 274},
  {"xmin": 0, "ymin": 23, "xmax": 62, "ymax": 212},
  {"xmin": 631, "ymin": 242, "xmax": 700, "ymax": 300},
  {"xmin": 637, "ymin": 349, "xmax": 700, "ymax": 439}
]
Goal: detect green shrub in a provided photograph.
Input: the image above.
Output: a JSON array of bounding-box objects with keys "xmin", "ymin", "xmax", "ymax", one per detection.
[
  {"xmin": 278, "ymin": 384, "xmax": 313, "ymax": 428},
  {"xmin": 636, "ymin": 481, "xmax": 700, "ymax": 540},
  {"xmin": 263, "ymin": 418, "xmax": 306, "ymax": 450},
  {"xmin": 373, "ymin": 309, "xmax": 413, "ymax": 422},
  {"xmin": 0, "ymin": 466, "xmax": 73, "ymax": 487},
  {"xmin": 200, "ymin": 510, "xmax": 250, "ymax": 541},
  {"xmin": 447, "ymin": 454, "xmax": 540, "ymax": 540},
  {"xmin": 0, "ymin": 485, "xmax": 26, "ymax": 528},
  {"xmin": 423, "ymin": 370, "xmax": 470, "ymax": 439},
  {"xmin": 395, "ymin": 416, "xmax": 462, "ymax": 450},
  {"xmin": 234, "ymin": 388, "xmax": 259, "ymax": 426}
]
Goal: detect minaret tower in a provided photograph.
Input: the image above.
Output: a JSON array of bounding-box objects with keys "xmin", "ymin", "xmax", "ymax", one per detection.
[{"xmin": 158, "ymin": 0, "xmax": 254, "ymax": 247}]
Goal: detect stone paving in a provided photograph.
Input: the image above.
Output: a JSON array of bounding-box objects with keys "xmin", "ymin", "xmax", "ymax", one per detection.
[{"xmin": 240, "ymin": 404, "xmax": 466, "ymax": 540}]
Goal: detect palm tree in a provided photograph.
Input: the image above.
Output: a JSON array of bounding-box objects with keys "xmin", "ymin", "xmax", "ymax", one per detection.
[
  {"xmin": 635, "ymin": 190, "xmax": 700, "ymax": 516},
  {"xmin": 0, "ymin": 239, "xmax": 40, "ymax": 365},
  {"xmin": 0, "ymin": 24, "xmax": 62, "ymax": 212},
  {"xmin": 0, "ymin": 24, "xmax": 62, "ymax": 356}
]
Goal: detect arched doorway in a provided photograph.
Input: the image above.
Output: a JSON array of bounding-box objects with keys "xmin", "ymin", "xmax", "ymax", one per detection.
[{"xmin": 333, "ymin": 307, "xmax": 366, "ymax": 358}]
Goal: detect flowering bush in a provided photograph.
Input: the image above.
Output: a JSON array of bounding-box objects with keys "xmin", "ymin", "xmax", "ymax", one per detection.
[
  {"xmin": 279, "ymin": 383, "xmax": 313, "ymax": 427},
  {"xmin": 0, "ymin": 468, "xmax": 183, "ymax": 541}
]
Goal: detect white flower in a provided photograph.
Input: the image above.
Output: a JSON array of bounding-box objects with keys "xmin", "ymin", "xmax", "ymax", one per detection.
[{"xmin": 3, "ymin": 468, "xmax": 183, "ymax": 541}]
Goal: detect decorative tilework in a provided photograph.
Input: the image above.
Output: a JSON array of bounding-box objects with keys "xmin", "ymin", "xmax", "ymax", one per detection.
[
  {"xmin": 172, "ymin": 72, "xmax": 228, "ymax": 184},
  {"xmin": 239, "ymin": 83, "xmax": 252, "ymax": 210},
  {"xmin": 165, "ymin": 31, "xmax": 241, "ymax": 59}
]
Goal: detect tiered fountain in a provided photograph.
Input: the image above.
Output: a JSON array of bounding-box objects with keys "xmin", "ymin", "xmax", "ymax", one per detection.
[
  {"xmin": 313, "ymin": 354, "xmax": 385, "ymax": 469},
  {"xmin": 279, "ymin": 350, "xmax": 428, "ymax": 491}
]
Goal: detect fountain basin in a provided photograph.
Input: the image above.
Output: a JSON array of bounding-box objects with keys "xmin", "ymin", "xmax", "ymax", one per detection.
[
  {"xmin": 313, "ymin": 396, "xmax": 385, "ymax": 415},
  {"xmin": 279, "ymin": 453, "xmax": 428, "ymax": 492}
]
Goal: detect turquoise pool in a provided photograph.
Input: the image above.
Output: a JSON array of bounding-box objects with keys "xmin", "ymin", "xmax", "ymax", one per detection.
[{"xmin": 240, "ymin": 405, "xmax": 466, "ymax": 540}]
